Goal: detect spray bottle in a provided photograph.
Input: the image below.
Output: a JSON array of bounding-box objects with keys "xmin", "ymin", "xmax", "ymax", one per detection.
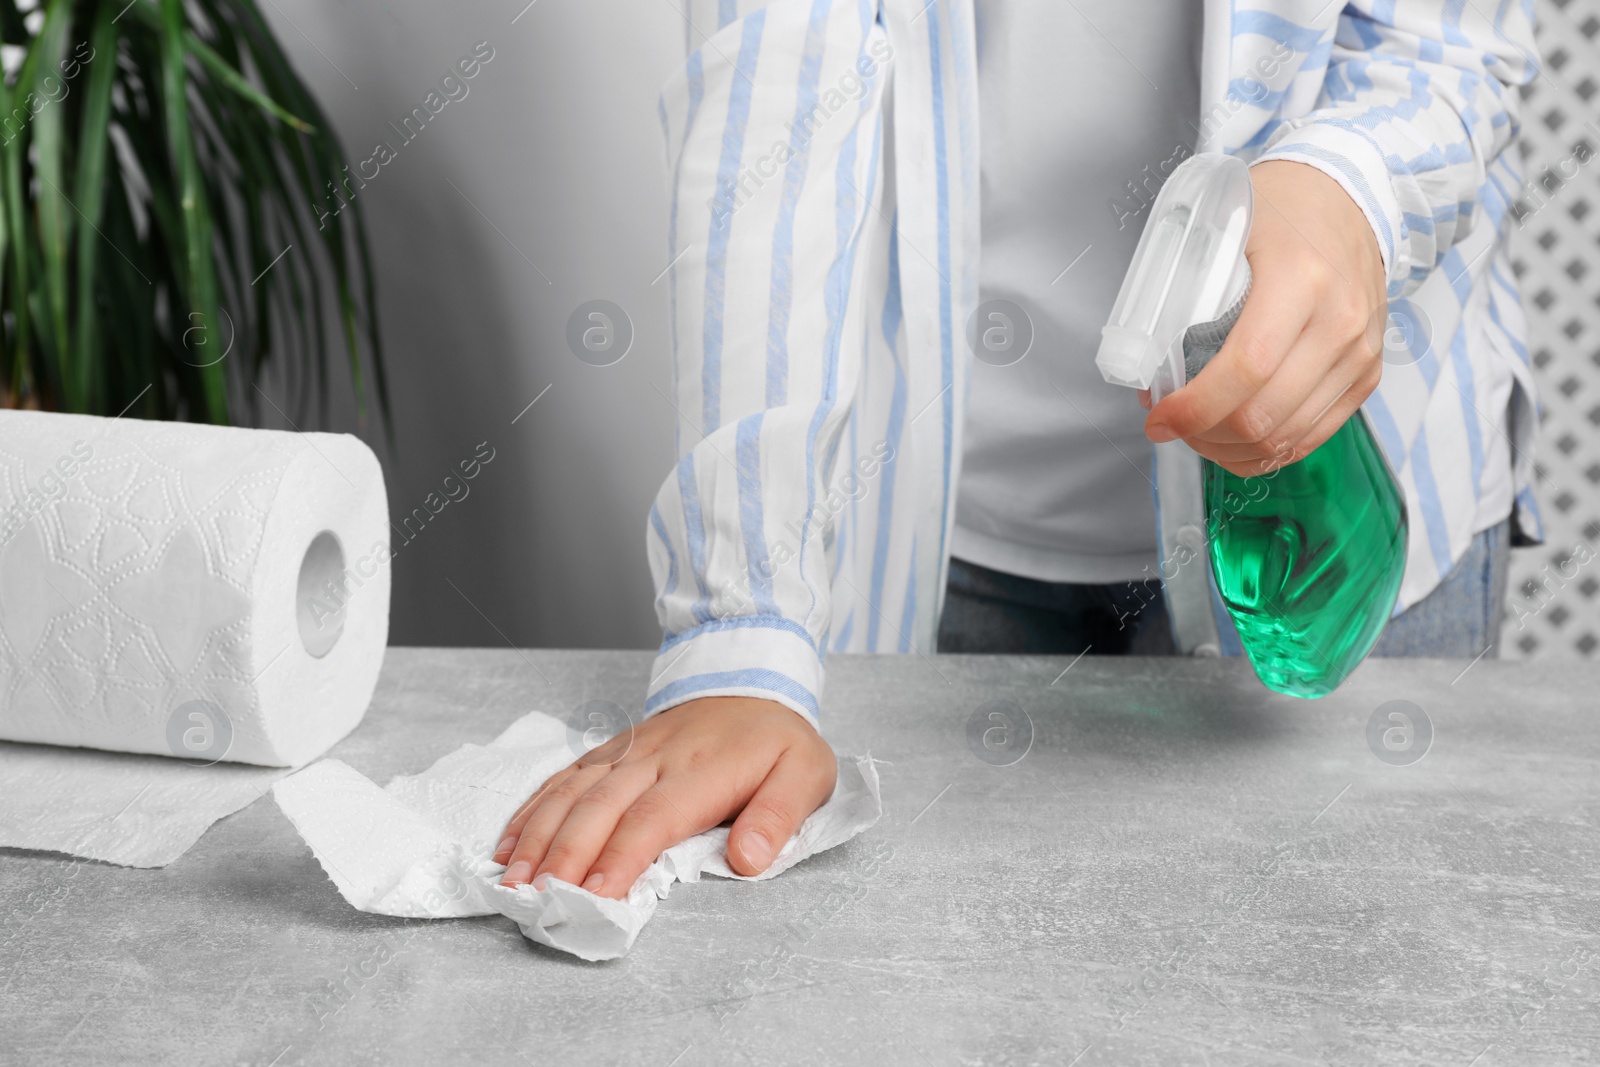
[{"xmin": 1095, "ymin": 153, "xmax": 1407, "ymax": 698}]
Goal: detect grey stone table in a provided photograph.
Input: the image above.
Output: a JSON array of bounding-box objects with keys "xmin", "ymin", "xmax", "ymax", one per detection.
[{"xmin": 3, "ymin": 649, "xmax": 1598, "ymax": 1066}]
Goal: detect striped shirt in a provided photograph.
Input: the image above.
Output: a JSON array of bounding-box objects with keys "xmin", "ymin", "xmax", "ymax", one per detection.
[{"xmin": 648, "ymin": 0, "xmax": 1544, "ymax": 728}]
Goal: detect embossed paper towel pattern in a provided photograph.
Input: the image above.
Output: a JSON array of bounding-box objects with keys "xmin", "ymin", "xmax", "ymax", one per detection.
[
  {"xmin": 0, "ymin": 410, "xmax": 390, "ymax": 867},
  {"xmin": 273, "ymin": 711, "xmax": 883, "ymax": 961}
]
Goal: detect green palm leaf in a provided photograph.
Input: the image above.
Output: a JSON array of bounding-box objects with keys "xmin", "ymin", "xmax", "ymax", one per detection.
[{"xmin": 0, "ymin": 0, "xmax": 384, "ymax": 430}]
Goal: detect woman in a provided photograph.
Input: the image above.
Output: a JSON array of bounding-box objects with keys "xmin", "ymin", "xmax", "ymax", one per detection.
[{"xmin": 492, "ymin": 0, "xmax": 1541, "ymax": 900}]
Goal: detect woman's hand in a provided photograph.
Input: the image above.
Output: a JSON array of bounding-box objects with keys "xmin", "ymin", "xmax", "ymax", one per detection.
[
  {"xmin": 1143, "ymin": 159, "xmax": 1388, "ymax": 477},
  {"xmin": 493, "ymin": 695, "xmax": 838, "ymax": 900}
]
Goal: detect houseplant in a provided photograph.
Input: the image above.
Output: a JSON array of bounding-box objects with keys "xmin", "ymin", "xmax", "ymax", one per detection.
[{"xmin": 0, "ymin": 0, "xmax": 384, "ymax": 429}]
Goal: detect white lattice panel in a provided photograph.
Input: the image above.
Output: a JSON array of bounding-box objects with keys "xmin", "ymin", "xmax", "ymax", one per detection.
[{"xmin": 1500, "ymin": 0, "xmax": 1600, "ymax": 659}]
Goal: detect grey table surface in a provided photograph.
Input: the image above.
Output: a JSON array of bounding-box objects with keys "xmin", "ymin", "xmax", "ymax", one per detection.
[{"xmin": 2, "ymin": 648, "xmax": 1598, "ymax": 1066}]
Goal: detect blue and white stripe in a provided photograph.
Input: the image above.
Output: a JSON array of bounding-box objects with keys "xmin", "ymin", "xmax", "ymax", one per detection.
[{"xmin": 648, "ymin": 0, "xmax": 1541, "ymax": 727}]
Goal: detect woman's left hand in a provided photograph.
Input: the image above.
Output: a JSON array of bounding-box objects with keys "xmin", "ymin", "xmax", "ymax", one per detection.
[{"xmin": 1142, "ymin": 159, "xmax": 1389, "ymax": 477}]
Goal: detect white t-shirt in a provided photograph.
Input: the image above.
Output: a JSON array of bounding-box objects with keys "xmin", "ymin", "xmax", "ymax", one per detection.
[{"xmin": 953, "ymin": 0, "xmax": 1204, "ymax": 583}]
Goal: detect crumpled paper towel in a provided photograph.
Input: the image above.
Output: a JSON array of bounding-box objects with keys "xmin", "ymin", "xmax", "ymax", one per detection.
[
  {"xmin": 273, "ymin": 711, "xmax": 882, "ymax": 960},
  {"xmin": 0, "ymin": 410, "xmax": 389, "ymax": 868}
]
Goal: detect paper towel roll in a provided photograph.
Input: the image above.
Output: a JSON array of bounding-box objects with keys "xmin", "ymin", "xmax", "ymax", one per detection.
[
  {"xmin": 0, "ymin": 408, "xmax": 390, "ymax": 765},
  {"xmin": 0, "ymin": 409, "xmax": 390, "ymax": 868}
]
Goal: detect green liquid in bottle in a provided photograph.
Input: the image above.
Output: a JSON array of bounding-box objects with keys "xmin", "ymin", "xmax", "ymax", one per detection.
[{"xmin": 1204, "ymin": 416, "xmax": 1408, "ymax": 698}]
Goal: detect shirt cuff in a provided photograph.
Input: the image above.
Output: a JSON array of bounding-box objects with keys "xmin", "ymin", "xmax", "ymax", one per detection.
[
  {"xmin": 643, "ymin": 616, "xmax": 826, "ymax": 733},
  {"xmin": 1254, "ymin": 120, "xmax": 1407, "ymax": 293}
]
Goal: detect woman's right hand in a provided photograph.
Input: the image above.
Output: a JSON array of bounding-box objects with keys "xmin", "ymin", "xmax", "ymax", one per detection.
[{"xmin": 493, "ymin": 695, "xmax": 838, "ymax": 900}]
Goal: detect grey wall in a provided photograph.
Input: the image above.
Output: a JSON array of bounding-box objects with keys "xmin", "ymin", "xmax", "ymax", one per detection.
[{"xmin": 259, "ymin": 0, "xmax": 682, "ymax": 650}]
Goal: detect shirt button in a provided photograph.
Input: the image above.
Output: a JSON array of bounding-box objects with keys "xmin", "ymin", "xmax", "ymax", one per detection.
[{"xmin": 1176, "ymin": 524, "xmax": 1206, "ymax": 553}]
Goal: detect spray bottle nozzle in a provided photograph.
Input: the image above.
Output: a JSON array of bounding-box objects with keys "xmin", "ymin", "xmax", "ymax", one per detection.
[{"xmin": 1094, "ymin": 153, "xmax": 1254, "ymax": 405}]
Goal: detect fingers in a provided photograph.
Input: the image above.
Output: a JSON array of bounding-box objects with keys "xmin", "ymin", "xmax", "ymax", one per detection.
[
  {"xmin": 1278, "ymin": 359, "xmax": 1379, "ymax": 457},
  {"xmin": 494, "ymin": 765, "xmax": 576, "ymax": 862},
  {"xmin": 1187, "ymin": 340, "xmax": 1372, "ymax": 461},
  {"xmin": 1146, "ymin": 268, "xmax": 1312, "ymax": 443},
  {"xmin": 1195, "ymin": 357, "xmax": 1378, "ymax": 477},
  {"xmin": 491, "ymin": 722, "xmax": 646, "ymax": 869},
  {"xmin": 726, "ymin": 748, "xmax": 838, "ymax": 877},
  {"xmin": 577, "ymin": 728, "xmax": 634, "ymax": 771},
  {"xmin": 497, "ymin": 762, "xmax": 607, "ymax": 886},
  {"xmin": 1154, "ymin": 291, "xmax": 1380, "ymax": 470},
  {"xmin": 527, "ymin": 762, "xmax": 661, "ymax": 890},
  {"xmin": 1186, "ymin": 334, "xmax": 1345, "ymax": 448},
  {"xmin": 580, "ymin": 776, "xmax": 721, "ymax": 900}
]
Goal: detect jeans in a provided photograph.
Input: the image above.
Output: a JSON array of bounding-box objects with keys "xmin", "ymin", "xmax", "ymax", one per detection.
[
  {"xmin": 937, "ymin": 519, "xmax": 1511, "ymax": 658},
  {"xmin": 937, "ymin": 560, "xmax": 1176, "ymax": 655},
  {"xmin": 1369, "ymin": 518, "xmax": 1510, "ymax": 657}
]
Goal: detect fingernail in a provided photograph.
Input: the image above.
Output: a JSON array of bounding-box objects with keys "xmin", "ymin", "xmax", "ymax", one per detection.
[
  {"xmin": 1146, "ymin": 422, "xmax": 1176, "ymax": 443},
  {"xmin": 501, "ymin": 860, "xmax": 532, "ymax": 886},
  {"xmin": 494, "ymin": 835, "xmax": 518, "ymax": 860},
  {"xmin": 738, "ymin": 830, "xmax": 774, "ymax": 870},
  {"xmin": 581, "ymin": 872, "xmax": 605, "ymax": 892},
  {"xmin": 531, "ymin": 873, "xmax": 550, "ymax": 891}
]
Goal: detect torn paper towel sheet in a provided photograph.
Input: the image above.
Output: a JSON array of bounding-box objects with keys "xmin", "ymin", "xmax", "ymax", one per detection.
[
  {"xmin": 0, "ymin": 741, "xmax": 282, "ymax": 867},
  {"xmin": 0, "ymin": 410, "xmax": 389, "ymax": 867},
  {"xmin": 273, "ymin": 710, "xmax": 882, "ymax": 961}
]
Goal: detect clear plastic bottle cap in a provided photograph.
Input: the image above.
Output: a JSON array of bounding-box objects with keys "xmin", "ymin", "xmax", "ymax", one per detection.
[{"xmin": 1095, "ymin": 153, "xmax": 1254, "ymax": 404}]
